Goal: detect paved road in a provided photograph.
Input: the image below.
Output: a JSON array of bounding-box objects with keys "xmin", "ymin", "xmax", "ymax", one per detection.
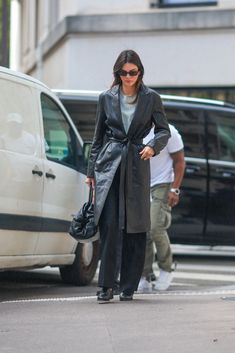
[
  {"xmin": 1, "ymin": 254, "xmax": 235, "ymax": 301},
  {"xmin": 1, "ymin": 255, "xmax": 235, "ymax": 353}
]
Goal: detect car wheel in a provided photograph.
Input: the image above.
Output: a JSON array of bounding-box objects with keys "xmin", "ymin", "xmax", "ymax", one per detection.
[{"xmin": 59, "ymin": 239, "xmax": 99, "ymax": 286}]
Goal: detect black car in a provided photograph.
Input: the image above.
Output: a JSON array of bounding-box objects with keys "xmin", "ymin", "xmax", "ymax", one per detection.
[{"xmin": 54, "ymin": 90, "xmax": 235, "ymax": 248}]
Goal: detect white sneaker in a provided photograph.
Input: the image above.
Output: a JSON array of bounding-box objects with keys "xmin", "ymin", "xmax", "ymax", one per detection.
[
  {"xmin": 153, "ymin": 269, "xmax": 173, "ymax": 291},
  {"xmin": 137, "ymin": 277, "xmax": 152, "ymax": 293}
]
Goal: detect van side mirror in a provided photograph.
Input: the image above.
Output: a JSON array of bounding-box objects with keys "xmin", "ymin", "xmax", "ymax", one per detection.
[{"xmin": 83, "ymin": 141, "xmax": 92, "ymax": 166}]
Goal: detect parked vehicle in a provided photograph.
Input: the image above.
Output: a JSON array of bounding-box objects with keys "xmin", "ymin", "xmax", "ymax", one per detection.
[
  {"xmin": 0, "ymin": 67, "xmax": 99, "ymax": 285},
  {"xmin": 55, "ymin": 89, "xmax": 235, "ymax": 248}
]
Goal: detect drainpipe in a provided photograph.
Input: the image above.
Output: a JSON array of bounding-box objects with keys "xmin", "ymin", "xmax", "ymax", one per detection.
[
  {"xmin": 35, "ymin": 43, "xmax": 43, "ymax": 81},
  {"xmin": 1, "ymin": 0, "xmax": 9, "ymax": 67},
  {"xmin": 10, "ymin": 0, "xmax": 21, "ymax": 70}
]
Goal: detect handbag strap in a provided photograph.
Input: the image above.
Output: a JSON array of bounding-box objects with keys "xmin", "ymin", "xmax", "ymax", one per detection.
[{"xmin": 88, "ymin": 186, "xmax": 93, "ymax": 203}]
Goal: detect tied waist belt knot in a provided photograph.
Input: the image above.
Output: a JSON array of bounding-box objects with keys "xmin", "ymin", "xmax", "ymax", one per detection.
[
  {"xmin": 107, "ymin": 136, "xmax": 142, "ymax": 146},
  {"xmin": 106, "ymin": 135, "xmax": 143, "ymax": 230}
]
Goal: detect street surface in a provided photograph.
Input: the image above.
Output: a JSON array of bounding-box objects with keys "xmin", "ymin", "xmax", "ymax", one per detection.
[
  {"xmin": 1, "ymin": 254, "xmax": 235, "ymax": 353},
  {"xmin": 1, "ymin": 254, "xmax": 235, "ymax": 301}
]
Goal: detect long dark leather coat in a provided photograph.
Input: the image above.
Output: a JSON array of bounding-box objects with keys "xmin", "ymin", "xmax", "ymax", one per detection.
[{"xmin": 87, "ymin": 84, "xmax": 170, "ymax": 233}]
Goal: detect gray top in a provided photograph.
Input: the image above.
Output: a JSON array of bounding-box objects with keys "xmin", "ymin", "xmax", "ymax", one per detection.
[{"xmin": 120, "ymin": 91, "xmax": 137, "ymax": 133}]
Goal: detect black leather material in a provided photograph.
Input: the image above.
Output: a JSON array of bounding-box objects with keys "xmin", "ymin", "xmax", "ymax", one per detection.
[
  {"xmin": 87, "ymin": 84, "xmax": 170, "ymax": 233},
  {"xmin": 69, "ymin": 187, "xmax": 98, "ymax": 243}
]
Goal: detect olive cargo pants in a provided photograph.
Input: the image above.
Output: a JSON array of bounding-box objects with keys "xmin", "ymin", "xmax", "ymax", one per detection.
[{"xmin": 143, "ymin": 183, "xmax": 173, "ymax": 277}]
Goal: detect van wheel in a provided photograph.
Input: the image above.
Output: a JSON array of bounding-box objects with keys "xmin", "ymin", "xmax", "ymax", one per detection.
[{"xmin": 59, "ymin": 240, "xmax": 99, "ymax": 286}]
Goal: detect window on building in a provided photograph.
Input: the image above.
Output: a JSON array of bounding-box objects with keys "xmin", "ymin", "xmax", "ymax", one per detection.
[{"xmin": 154, "ymin": 0, "xmax": 217, "ymax": 7}]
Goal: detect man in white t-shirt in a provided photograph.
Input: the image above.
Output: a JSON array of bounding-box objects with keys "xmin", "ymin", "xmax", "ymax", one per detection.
[{"xmin": 138, "ymin": 124, "xmax": 185, "ymax": 292}]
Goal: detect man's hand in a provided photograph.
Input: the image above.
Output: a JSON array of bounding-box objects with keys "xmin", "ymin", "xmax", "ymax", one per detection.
[{"xmin": 168, "ymin": 191, "xmax": 179, "ymax": 208}]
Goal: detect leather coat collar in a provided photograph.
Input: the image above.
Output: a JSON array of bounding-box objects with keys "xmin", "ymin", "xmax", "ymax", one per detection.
[
  {"xmin": 110, "ymin": 83, "xmax": 150, "ymax": 96},
  {"xmin": 109, "ymin": 83, "xmax": 151, "ymax": 137}
]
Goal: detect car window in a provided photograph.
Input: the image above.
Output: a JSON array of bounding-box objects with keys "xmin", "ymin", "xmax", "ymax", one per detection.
[
  {"xmin": 40, "ymin": 93, "xmax": 79, "ymax": 169},
  {"xmin": 0, "ymin": 78, "xmax": 38, "ymax": 155},
  {"xmin": 207, "ymin": 110, "xmax": 235, "ymax": 162},
  {"xmin": 61, "ymin": 100, "xmax": 97, "ymax": 141},
  {"xmin": 165, "ymin": 107, "xmax": 205, "ymax": 158}
]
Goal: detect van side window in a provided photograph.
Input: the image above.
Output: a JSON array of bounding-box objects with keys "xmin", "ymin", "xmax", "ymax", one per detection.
[
  {"xmin": 62, "ymin": 100, "xmax": 97, "ymax": 141},
  {"xmin": 40, "ymin": 93, "xmax": 78, "ymax": 169},
  {"xmin": 0, "ymin": 78, "xmax": 38, "ymax": 155},
  {"xmin": 165, "ymin": 108, "xmax": 205, "ymax": 158},
  {"xmin": 207, "ymin": 111, "xmax": 235, "ymax": 162}
]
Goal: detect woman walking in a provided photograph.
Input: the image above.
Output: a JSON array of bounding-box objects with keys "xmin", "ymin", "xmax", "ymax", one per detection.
[{"xmin": 86, "ymin": 49, "xmax": 170, "ymax": 302}]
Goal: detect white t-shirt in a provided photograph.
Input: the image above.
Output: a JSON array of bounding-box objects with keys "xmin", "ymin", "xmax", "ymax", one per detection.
[{"xmin": 144, "ymin": 124, "xmax": 184, "ymax": 187}]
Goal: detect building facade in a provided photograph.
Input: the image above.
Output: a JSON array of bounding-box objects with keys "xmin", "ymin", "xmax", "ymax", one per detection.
[{"xmin": 10, "ymin": 0, "xmax": 235, "ymax": 102}]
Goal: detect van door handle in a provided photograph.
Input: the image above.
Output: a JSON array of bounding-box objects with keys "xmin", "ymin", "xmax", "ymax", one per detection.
[
  {"xmin": 45, "ymin": 172, "xmax": 56, "ymax": 179},
  {"xmin": 32, "ymin": 169, "xmax": 43, "ymax": 177},
  {"xmin": 216, "ymin": 168, "xmax": 235, "ymax": 177},
  {"xmin": 186, "ymin": 166, "xmax": 201, "ymax": 174}
]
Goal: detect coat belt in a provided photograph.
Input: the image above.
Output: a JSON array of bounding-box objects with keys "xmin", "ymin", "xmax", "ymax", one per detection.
[{"xmin": 106, "ymin": 135, "xmax": 143, "ymax": 230}]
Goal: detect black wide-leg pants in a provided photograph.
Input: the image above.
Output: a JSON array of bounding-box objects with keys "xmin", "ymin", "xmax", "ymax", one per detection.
[{"xmin": 98, "ymin": 168, "xmax": 146, "ymax": 295}]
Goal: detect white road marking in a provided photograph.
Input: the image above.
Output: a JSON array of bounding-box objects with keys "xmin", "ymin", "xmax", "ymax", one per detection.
[
  {"xmin": 174, "ymin": 263, "xmax": 235, "ymax": 274},
  {"xmin": 2, "ymin": 289, "xmax": 235, "ymax": 304},
  {"xmin": 171, "ymin": 281, "xmax": 197, "ymax": 287},
  {"xmin": 1, "ymin": 296, "xmax": 97, "ymax": 304},
  {"xmin": 173, "ymin": 272, "xmax": 235, "ymax": 282}
]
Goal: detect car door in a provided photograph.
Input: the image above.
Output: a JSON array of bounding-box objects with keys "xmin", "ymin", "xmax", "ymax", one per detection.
[
  {"xmin": 165, "ymin": 104, "xmax": 207, "ymax": 244},
  {"xmin": 206, "ymin": 108, "xmax": 235, "ymax": 245},
  {"xmin": 35, "ymin": 92, "xmax": 88, "ymax": 255},
  {"xmin": 0, "ymin": 76, "xmax": 43, "ymax": 256}
]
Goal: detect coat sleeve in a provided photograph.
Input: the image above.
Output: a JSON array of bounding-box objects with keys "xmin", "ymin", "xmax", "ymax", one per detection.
[
  {"xmin": 87, "ymin": 92, "xmax": 107, "ymax": 178},
  {"xmin": 145, "ymin": 92, "xmax": 171, "ymax": 155}
]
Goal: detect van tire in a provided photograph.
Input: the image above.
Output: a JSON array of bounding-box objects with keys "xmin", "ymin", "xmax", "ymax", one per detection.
[{"xmin": 59, "ymin": 239, "xmax": 99, "ymax": 286}]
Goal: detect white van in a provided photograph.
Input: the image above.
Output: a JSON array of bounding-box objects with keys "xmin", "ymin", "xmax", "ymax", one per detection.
[{"xmin": 0, "ymin": 66, "xmax": 99, "ymax": 285}]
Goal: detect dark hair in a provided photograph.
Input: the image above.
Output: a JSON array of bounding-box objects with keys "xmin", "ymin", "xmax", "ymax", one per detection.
[{"xmin": 111, "ymin": 50, "xmax": 144, "ymax": 91}]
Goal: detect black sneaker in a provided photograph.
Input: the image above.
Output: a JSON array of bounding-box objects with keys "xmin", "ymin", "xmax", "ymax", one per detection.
[
  {"xmin": 113, "ymin": 281, "xmax": 120, "ymax": 295},
  {"xmin": 97, "ymin": 288, "xmax": 113, "ymax": 303},
  {"xmin": 119, "ymin": 292, "xmax": 133, "ymax": 301}
]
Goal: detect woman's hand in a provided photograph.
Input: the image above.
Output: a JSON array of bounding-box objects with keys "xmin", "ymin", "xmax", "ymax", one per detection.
[
  {"xmin": 85, "ymin": 177, "xmax": 95, "ymax": 189},
  {"xmin": 85, "ymin": 177, "xmax": 95, "ymax": 203},
  {"xmin": 139, "ymin": 146, "xmax": 155, "ymax": 160}
]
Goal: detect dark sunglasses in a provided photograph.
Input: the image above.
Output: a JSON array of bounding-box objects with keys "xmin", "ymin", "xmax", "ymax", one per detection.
[{"xmin": 118, "ymin": 69, "xmax": 139, "ymax": 77}]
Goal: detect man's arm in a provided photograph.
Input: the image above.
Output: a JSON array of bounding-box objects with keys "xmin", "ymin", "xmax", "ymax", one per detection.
[{"xmin": 168, "ymin": 149, "xmax": 185, "ymax": 207}]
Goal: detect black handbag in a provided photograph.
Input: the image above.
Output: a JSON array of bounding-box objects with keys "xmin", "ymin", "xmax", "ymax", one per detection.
[{"xmin": 69, "ymin": 187, "xmax": 98, "ymax": 243}]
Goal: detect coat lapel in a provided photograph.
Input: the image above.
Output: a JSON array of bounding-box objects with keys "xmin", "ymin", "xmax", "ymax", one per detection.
[
  {"xmin": 110, "ymin": 85, "xmax": 126, "ymax": 134},
  {"xmin": 110, "ymin": 84, "xmax": 150, "ymax": 137},
  {"xmin": 127, "ymin": 84, "xmax": 150, "ymax": 137}
]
